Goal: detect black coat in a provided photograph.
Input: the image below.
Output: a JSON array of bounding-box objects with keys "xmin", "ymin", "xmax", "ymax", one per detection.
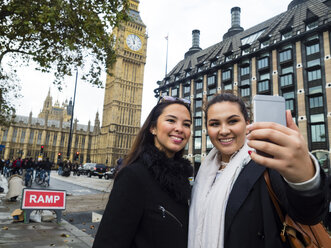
[
  {"xmin": 224, "ymin": 160, "xmax": 329, "ymax": 248},
  {"xmin": 93, "ymin": 146, "xmax": 192, "ymax": 248}
]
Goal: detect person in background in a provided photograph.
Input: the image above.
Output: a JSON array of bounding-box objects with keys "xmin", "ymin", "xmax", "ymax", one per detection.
[
  {"xmin": 188, "ymin": 93, "xmax": 328, "ymax": 248},
  {"xmin": 93, "ymin": 96, "xmax": 193, "ymax": 248}
]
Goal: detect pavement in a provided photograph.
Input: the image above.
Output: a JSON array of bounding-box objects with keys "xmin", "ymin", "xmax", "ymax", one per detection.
[{"xmin": 0, "ymin": 173, "xmax": 99, "ymax": 248}]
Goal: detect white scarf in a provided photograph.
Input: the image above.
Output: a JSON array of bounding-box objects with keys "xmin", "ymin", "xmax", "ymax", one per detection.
[{"xmin": 188, "ymin": 141, "xmax": 251, "ymax": 248}]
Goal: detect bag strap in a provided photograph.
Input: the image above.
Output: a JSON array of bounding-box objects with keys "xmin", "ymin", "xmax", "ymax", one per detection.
[{"xmin": 263, "ymin": 170, "xmax": 285, "ymax": 223}]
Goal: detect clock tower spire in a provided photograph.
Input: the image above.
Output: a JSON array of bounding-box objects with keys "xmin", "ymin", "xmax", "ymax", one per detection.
[{"xmin": 92, "ymin": 0, "xmax": 147, "ymax": 165}]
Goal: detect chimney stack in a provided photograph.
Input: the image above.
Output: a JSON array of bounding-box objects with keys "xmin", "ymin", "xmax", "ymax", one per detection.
[
  {"xmin": 231, "ymin": 7, "xmax": 241, "ymax": 27},
  {"xmin": 192, "ymin": 29, "xmax": 200, "ymax": 48},
  {"xmin": 185, "ymin": 29, "xmax": 202, "ymax": 59},
  {"xmin": 223, "ymin": 7, "xmax": 244, "ymax": 40}
]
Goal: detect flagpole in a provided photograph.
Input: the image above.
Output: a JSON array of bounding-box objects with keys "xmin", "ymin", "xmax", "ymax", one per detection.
[{"xmin": 165, "ymin": 34, "xmax": 169, "ymax": 77}]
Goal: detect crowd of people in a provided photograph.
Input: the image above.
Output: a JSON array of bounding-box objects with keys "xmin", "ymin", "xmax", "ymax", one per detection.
[{"xmin": 0, "ymin": 157, "xmax": 53, "ymax": 185}]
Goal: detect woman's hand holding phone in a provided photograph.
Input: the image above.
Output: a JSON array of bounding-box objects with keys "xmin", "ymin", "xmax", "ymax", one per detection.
[{"xmin": 247, "ymin": 110, "xmax": 315, "ymax": 183}]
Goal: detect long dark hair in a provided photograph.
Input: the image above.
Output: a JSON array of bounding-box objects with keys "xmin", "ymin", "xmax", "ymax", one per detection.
[
  {"xmin": 122, "ymin": 100, "xmax": 191, "ymax": 168},
  {"xmin": 205, "ymin": 92, "xmax": 249, "ymax": 122}
]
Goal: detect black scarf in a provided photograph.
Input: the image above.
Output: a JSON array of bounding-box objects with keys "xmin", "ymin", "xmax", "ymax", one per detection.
[{"xmin": 141, "ymin": 145, "xmax": 193, "ymax": 204}]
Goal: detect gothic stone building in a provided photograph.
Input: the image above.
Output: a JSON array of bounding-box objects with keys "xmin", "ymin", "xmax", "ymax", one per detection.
[
  {"xmin": 154, "ymin": 0, "xmax": 331, "ymax": 173},
  {"xmin": 0, "ymin": 90, "xmax": 101, "ymax": 164},
  {"xmin": 0, "ymin": 0, "xmax": 147, "ymax": 166}
]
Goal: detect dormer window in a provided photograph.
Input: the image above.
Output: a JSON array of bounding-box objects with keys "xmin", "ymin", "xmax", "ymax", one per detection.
[
  {"xmin": 242, "ymin": 48, "xmax": 250, "ymax": 56},
  {"xmin": 261, "ymin": 40, "xmax": 269, "ymax": 49},
  {"xmin": 282, "ymin": 30, "xmax": 292, "ymax": 40},
  {"xmin": 306, "ymin": 20, "xmax": 318, "ymax": 31},
  {"xmin": 241, "ymin": 29, "xmax": 266, "ymax": 46}
]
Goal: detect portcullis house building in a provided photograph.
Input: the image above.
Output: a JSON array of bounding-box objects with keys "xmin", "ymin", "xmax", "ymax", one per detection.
[{"xmin": 154, "ymin": 0, "xmax": 331, "ymax": 173}]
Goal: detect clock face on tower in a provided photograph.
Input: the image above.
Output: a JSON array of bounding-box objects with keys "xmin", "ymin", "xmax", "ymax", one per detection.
[{"xmin": 126, "ymin": 34, "xmax": 142, "ymax": 51}]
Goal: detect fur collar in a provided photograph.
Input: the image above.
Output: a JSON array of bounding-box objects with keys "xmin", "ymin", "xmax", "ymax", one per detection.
[{"xmin": 141, "ymin": 145, "xmax": 193, "ymax": 204}]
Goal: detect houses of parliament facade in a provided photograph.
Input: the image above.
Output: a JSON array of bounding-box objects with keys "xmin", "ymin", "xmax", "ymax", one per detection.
[
  {"xmin": 154, "ymin": 0, "xmax": 331, "ymax": 172},
  {"xmin": 0, "ymin": 0, "xmax": 147, "ymax": 166}
]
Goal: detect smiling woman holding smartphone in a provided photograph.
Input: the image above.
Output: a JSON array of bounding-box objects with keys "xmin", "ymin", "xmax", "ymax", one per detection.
[
  {"xmin": 188, "ymin": 92, "xmax": 328, "ymax": 248},
  {"xmin": 93, "ymin": 96, "xmax": 193, "ymax": 248}
]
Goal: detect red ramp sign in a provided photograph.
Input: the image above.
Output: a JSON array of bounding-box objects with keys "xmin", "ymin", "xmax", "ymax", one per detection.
[{"xmin": 22, "ymin": 189, "xmax": 66, "ymax": 210}]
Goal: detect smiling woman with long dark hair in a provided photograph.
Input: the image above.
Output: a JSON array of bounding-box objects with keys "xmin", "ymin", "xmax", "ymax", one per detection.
[
  {"xmin": 188, "ymin": 92, "xmax": 328, "ymax": 248},
  {"xmin": 93, "ymin": 97, "xmax": 193, "ymax": 248}
]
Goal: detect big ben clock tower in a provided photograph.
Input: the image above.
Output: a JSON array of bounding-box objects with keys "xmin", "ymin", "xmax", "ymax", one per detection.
[{"xmin": 93, "ymin": 0, "xmax": 147, "ymax": 165}]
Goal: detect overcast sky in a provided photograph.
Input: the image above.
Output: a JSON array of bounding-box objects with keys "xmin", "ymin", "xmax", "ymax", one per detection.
[{"xmin": 13, "ymin": 0, "xmax": 291, "ymax": 126}]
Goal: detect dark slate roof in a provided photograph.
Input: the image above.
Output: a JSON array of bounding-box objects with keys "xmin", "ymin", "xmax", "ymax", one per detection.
[
  {"xmin": 156, "ymin": 0, "xmax": 331, "ymax": 89},
  {"xmin": 14, "ymin": 115, "xmax": 94, "ymax": 132},
  {"xmin": 128, "ymin": 9, "xmax": 145, "ymax": 26}
]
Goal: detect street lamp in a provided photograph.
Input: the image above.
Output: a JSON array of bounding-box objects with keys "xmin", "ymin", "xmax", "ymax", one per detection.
[{"xmin": 66, "ymin": 70, "xmax": 78, "ymax": 161}]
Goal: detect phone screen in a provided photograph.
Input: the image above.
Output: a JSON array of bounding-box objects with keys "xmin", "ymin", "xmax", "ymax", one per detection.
[
  {"xmin": 252, "ymin": 95, "xmax": 286, "ymax": 157},
  {"xmin": 253, "ymin": 95, "xmax": 286, "ymax": 126}
]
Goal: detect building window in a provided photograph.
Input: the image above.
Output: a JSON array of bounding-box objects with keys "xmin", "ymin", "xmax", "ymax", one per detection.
[
  {"xmin": 258, "ymin": 80, "xmax": 269, "ymax": 92},
  {"xmin": 53, "ymin": 134, "xmax": 57, "ymax": 146},
  {"xmin": 307, "ymin": 59, "xmax": 320, "ymax": 68},
  {"xmin": 241, "ymin": 29, "xmax": 266, "ymax": 45},
  {"xmin": 282, "ymin": 31, "xmax": 292, "ymax": 40},
  {"xmin": 2, "ymin": 129, "xmax": 8, "ymax": 142},
  {"xmin": 195, "ymin": 111, "xmax": 202, "ymax": 117},
  {"xmin": 240, "ymin": 79, "xmax": 250, "ymax": 86},
  {"xmin": 311, "ymin": 113, "xmax": 324, "ymax": 123},
  {"xmin": 241, "ymin": 87, "xmax": 250, "ymax": 97},
  {"xmin": 195, "ymin": 130, "xmax": 202, "ymax": 136},
  {"xmin": 37, "ymin": 131, "xmax": 42, "ymax": 145},
  {"xmin": 280, "ymin": 74, "xmax": 293, "ymax": 87},
  {"xmin": 82, "ymin": 137, "xmax": 85, "ymax": 149},
  {"xmin": 260, "ymin": 40, "xmax": 269, "ymax": 49},
  {"xmin": 242, "ymin": 48, "xmax": 250, "ymax": 55},
  {"xmin": 257, "ymin": 57, "xmax": 269, "ymax": 69},
  {"xmin": 281, "ymin": 66, "xmax": 293, "ymax": 74},
  {"xmin": 195, "ymin": 92, "xmax": 202, "ymax": 99},
  {"xmin": 195, "ymin": 118, "xmax": 202, "ymax": 127},
  {"xmin": 194, "ymin": 137, "xmax": 202, "ymax": 150},
  {"xmin": 260, "ymin": 73, "xmax": 270, "ymax": 81},
  {"xmin": 60, "ymin": 134, "xmax": 65, "ymax": 146},
  {"xmin": 241, "ymin": 66, "xmax": 250, "ymax": 76},
  {"xmin": 209, "ymin": 87, "xmax": 217, "ymax": 95},
  {"xmin": 195, "ymin": 81, "xmax": 203, "ymax": 90},
  {"xmin": 283, "ymin": 92, "xmax": 295, "ymax": 111},
  {"xmin": 20, "ymin": 130, "xmax": 26, "ymax": 143},
  {"xmin": 306, "ymin": 43, "xmax": 320, "ymax": 56},
  {"xmin": 311, "ymin": 124, "xmax": 326, "ymax": 142},
  {"xmin": 12, "ymin": 128, "xmax": 17, "ymax": 142},
  {"xmin": 161, "ymin": 91, "xmax": 168, "ymax": 96},
  {"xmin": 308, "ymin": 69, "xmax": 321, "ymax": 81},
  {"xmin": 195, "ymin": 100, "xmax": 202, "ymax": 108},
  {"xmin": 29, "ymin": 131, "xmax": 34, "ymax": 144},
  {"xmin": 207, "ymin": 75, "xmax": 216, "ymax": 86},
  {"xmin": 45, "ymin": 132, "xmax": 50, "ymax": 145},
  {"xmin": 309, "ymin": 96, "xmax": 323, "ymax": 109},
  {"xmin": 306, "ymin": 20, "xmax": 318, "ymax": 31},
  {"xmin": 222, "ymin": 70, "xmax": 231, "ymax": 81},
  {"xmin": 309, "ymin": 85, "xmax": 322, "ymax": 95},
  {"xmin": 171, "ymin": 88, "xmax": 178, "ymax": 97},
  {"xmin": 279, "ymin": 49, "xmax": 292, "ymax": 63},
  {"xmin": 224, "ymin": 83, "xmax": 232, "ymax": 90},
  {"xmin": 184, "ymin": 84, "xmax": 190, "ymax": 94}
]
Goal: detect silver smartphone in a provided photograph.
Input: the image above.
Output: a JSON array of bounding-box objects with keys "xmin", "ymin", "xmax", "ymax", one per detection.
[
  {"xmin": 253, "ymin": 95, "xmax": 286, "ymax": 126},
  {"xmin": 253, "ymin": 95, "xmax": 286, "ymax": 157}
]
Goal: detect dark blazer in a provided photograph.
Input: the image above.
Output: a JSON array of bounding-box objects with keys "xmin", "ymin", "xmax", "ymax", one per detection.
[
  {"xmin": 93, "ymin": 157, "xmax": 190, "ymax": 248},
  {"xmin": 224, "ymin": 160, "xmax": 329, "ymax": 248}
]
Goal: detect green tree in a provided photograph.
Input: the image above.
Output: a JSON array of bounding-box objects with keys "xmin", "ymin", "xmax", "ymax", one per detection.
[{"xmin": 0, "ymin": 0, "xmax": 129, "ymax": 125}]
